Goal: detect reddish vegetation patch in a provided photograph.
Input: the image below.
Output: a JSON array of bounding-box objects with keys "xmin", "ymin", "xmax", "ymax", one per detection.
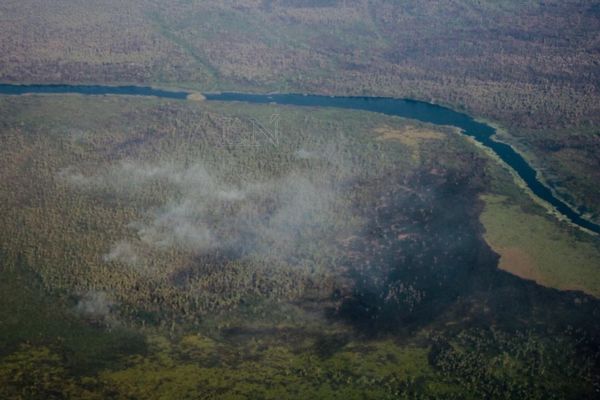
[{"xmin": 494, "ymin": 247, "xmax": 541, "ymax": 284}]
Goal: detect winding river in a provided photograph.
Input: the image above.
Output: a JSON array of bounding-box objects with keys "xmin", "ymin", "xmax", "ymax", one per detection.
[{"xmin": 1, "ymin": 83, "xmax": 598, "ymax": 235}]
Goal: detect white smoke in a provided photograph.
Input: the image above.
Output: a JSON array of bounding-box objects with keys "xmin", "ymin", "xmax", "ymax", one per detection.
[
  {"xmin": 103, "ymin": 240, "xmax": 140, "ymax": 265},
  {"xmin": 66, "ymin": 160, "xmax": 341, "ymax": 261},
  {"xmin": 75, "ymin": 291, "xmax": 114, "ymax": 319}
]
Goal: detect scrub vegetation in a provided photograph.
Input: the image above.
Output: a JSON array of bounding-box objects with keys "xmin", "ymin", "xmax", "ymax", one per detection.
[{"xmin": 1, "ymin": 95, "xmax": 599, "ymax": 398}]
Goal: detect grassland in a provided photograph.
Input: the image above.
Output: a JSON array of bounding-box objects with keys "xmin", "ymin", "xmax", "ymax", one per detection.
[
  {"xmin": 374, "ymin": 125, "xmax": 445, "ymax": 164},
  {"xmin": 480, "ymin": 194, "xmax": 600, "ymax": 297}
]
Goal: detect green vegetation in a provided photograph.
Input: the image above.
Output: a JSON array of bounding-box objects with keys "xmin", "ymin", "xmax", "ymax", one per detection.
[
  {"xmin": 430, "ymin": 328, "xmax": 598, "ymax": 399},
  {"xmin": 494, "ymin": 127, "xmax": 600, "ymax": 223},
  {"xmin": 0, "ymin": 265, "xmax": 145, "ymax": 373},
  {"xmin": 480, "ymin": 194, "xmax": 600, "ymax": 297},
  {"xmin": 3, "ymin": 328, "xmax": 596, "ymax": 399},
  {"xmin": 99, "ymin": 337, "xmax": 439, "ymax": 400}
]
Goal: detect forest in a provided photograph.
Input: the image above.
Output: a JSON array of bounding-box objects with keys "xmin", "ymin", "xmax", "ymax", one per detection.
[
  {"xmin": 0, "ymin": 95, "xmax": 599, "ymax": 398},
  {"xmin": 1, "ymin": 0, "xmax": 597, "ymax": 220},
  {"xmin": 1, "ymin": 1, "xmax": 600, "ymax": 397}
]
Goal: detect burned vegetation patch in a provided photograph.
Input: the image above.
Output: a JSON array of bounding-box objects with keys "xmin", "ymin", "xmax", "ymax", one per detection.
[
  {"xmin": 334, "ymin": 163, "xmax": 600, "ymax": 348},
  {"xmin": 335, "ymin": 165, "xmax": 495, "ymax": 335}
]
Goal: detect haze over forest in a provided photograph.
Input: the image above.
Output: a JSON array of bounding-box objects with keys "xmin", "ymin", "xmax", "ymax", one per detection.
[{"xmin": 0, "ymin": 1, "xmax": 599, "ymax": 399}]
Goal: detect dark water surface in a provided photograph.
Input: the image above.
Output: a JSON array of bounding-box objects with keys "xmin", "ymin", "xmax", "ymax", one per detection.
[
  {"xmin": 0, "ymin": 83, "xmax": 189, "ymax": 99},
  {"xmin": 1, "ymin": 84, "xmax": 597, "ymax": 234}
]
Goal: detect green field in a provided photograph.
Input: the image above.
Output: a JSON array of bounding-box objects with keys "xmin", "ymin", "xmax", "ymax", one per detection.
[{"xmin": 481, "ymin": 194, "xmax": 600, "ymax": 297}]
